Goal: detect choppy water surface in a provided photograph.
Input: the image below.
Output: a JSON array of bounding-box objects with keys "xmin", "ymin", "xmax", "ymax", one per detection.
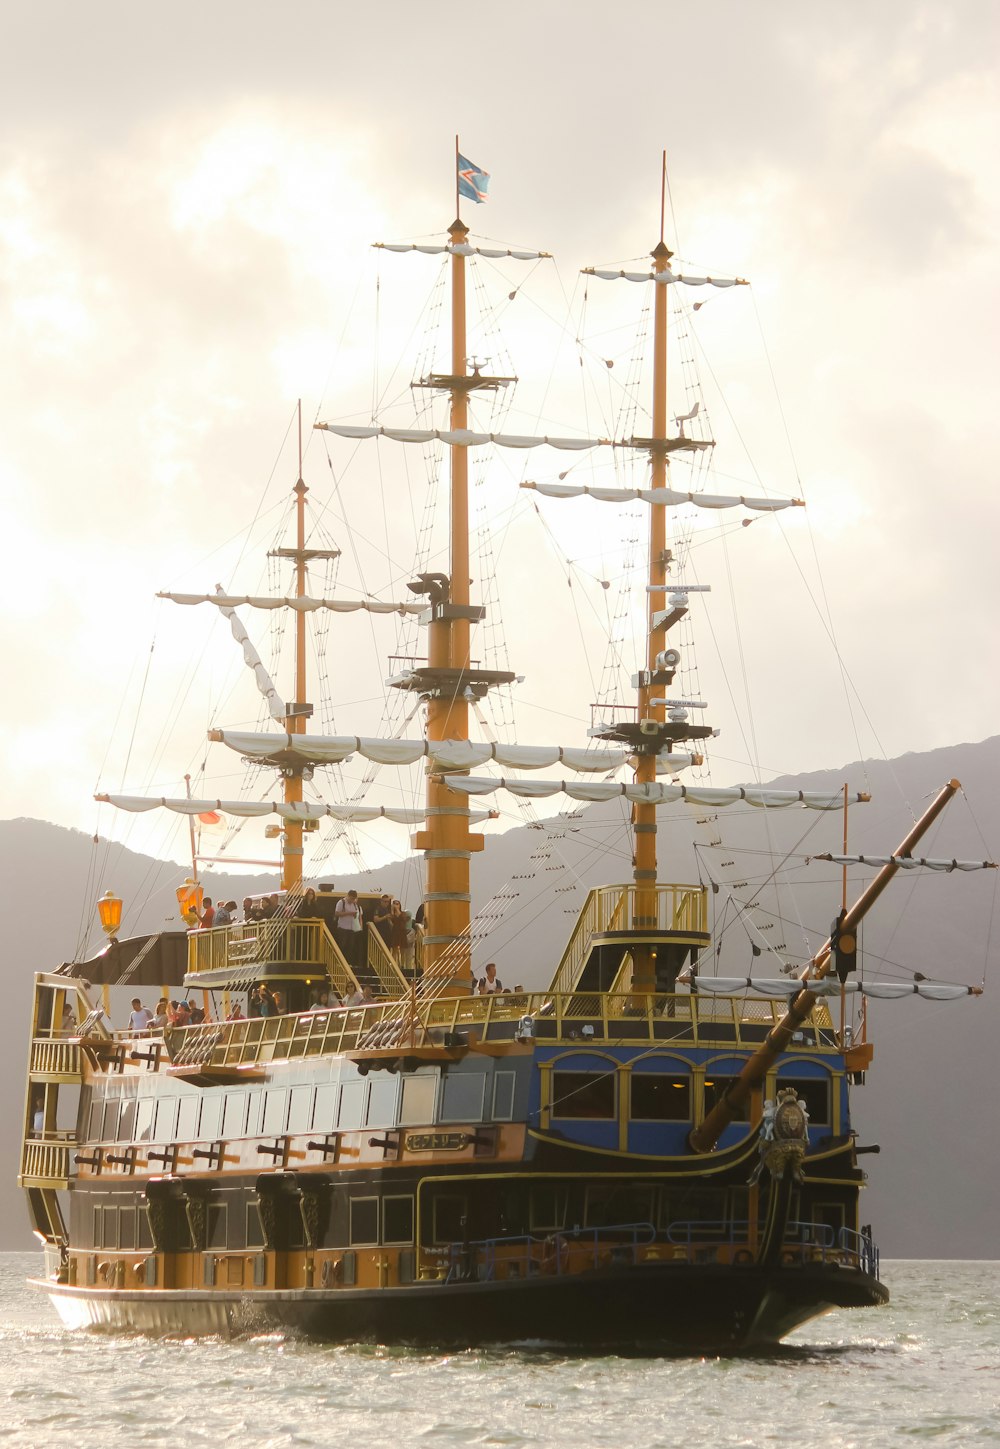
[{"xmin": 0, "ymin": 1256, "xmax": 997, "ymax": 1447}]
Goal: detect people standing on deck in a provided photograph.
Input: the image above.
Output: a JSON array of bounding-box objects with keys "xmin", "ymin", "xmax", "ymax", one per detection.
[
  {"xmin": 150, "ymin": 998, "xmax": 169, "ymax": 1032},
  {"xmin": 476, "ymin": 962, "xmax": 504, "ymax": 995},
  {"xmin": 297, "ymin": 887, "xmax": 318, "ymax": 918},
  {"xmin": 242, "ymin": 897, "xmax": 255, "ymax": 923},
  {"xmin": 214, "ymin": 900, "xmax": 233, "ymax": 927},
  {"xmin": 199, "ymin": 898, "xmax": 215, "ymax": 930},
  {"xmin": 127, "ymin": 998, "xmax": 153, "ymax": 1032},
  {"xmin": 373, "ymin": 894, "xmax": 393, "ymax": 945},
  {"xmin": 335, "ymin": 890, "xmax": 364, "ymax": 969},
  {"xmin": 389, "ymin": 899, "xmax": 414, "ymax": 972}
]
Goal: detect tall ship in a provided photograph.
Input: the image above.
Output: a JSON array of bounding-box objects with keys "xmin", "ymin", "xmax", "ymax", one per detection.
[{"xmin": 20, "ymin": 153, "xmax": 991, "ymax": 1351}]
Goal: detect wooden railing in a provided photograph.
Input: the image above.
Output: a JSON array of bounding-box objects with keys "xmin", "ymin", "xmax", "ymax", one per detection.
[
  {"xmin": 165, "ymin": 989, "xmax": 836, "ymax": 1068},
  {"xmin": 364, "ymin": 926, "xmax": 410, "ymax": 999},
  {"xmin": 20, "ymin": 1137, "xmax": 74, "ymax": 1186},
  {"xmin": 30, "ymin": 1038, "xmax": 82, "ymax": 1078},
  {"xmin": 186, "ymin": 920, "xmax": 362, "ymax": 1000},
  {"xmin": 547, "ymin": 883, "xmax": 709, "ymax": 995}
]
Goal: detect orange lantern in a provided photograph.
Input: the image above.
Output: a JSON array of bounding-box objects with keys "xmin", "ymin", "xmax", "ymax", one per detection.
[
  {"xmin": 175, "ymin": 877, "xmax": 203, "ymax": 926},
  {"xmin": 97, "ymin": 890, "xmax": 123, "ymax": 939}
]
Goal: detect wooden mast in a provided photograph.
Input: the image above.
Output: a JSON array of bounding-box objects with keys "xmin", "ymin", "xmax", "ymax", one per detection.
[
  {"xmin": 269, "ymin": 401, "xmax": 339, "ymax": 891},
  {"xmin": 631, "ymin": 156, "xmax": 673, "ymax": 991}
]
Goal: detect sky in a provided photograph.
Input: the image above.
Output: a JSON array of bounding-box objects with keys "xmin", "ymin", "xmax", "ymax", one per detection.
[{"xmin": 2, "ymin": 0, "xmax": 998, "ymax": 881}]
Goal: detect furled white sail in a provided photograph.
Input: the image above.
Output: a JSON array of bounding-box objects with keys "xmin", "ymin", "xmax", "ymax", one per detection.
[
  {"xmin": 160, "ymin": 593, "xmax": 426, "ymax": 615},
  {"xmin": 442, "ymin": 778, "xmax": 867, "ymax": 811},
  {"xmin": 584, "ymin": 267, "xmax": 746, "ymax": 288},
  {"xmin": 210, "ymin": 730, "xmax": 657, "ymax": 774},
  {"xmin": 376, "ymin": 243, "xmax": 550, "ymax": 260},
  {"xmin": 95, "ymin": 793, "xmax": 491, "ymax": 825},
  {"xmin": 692, "ymin": 977, "xmax": 976, "ymax": 1001},
  {"xmin": 521, "ymin": 481, "xmax": 802, "ymax": 512},
  {"xmin": 817, "ymin": 853, "xmax": 997, "ymax": 872},
  {"xmin": 215, "ymin": 594, "xmax": 285, "ymax": 722},
  {"xmin": 316, "ymin": 423, "xmax": 600, "ymax": 451}
]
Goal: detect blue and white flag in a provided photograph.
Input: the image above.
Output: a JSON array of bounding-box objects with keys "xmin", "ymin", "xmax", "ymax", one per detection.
[{"xmin": 458, "ymin": 154, "xmax": 490, "ymax": 205}]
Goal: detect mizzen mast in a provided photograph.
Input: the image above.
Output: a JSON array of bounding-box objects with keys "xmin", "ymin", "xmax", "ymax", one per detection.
[{"xmin": 268, "ymin": 400, "xmax": 341, "ymax": 889}]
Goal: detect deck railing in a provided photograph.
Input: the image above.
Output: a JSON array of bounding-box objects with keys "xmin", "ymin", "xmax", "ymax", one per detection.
[
  {"xmin": 161, "ymin": 988, "xmax": 836, "ymax": 1068},
  {"xmin": 547, "ymin": 883, "xmax": 708, "ymax": 996},
  {"xmin": 185, "ymin": 919, "xmax": 410, "ymax": 1000}
]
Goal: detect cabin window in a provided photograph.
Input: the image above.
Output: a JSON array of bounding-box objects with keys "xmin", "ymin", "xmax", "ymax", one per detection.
[
  {"xmin": 365, "ymin": 1077, "xmax": 398, "ymax": 1128},
  {"xmin": 246, "ymin": 1202, "xmax": 264, "ymax": 1249},
  {"xmin": 382, "ymin": 1196, "xmax": 414, "ymax": 1245},
  {"xmin": 399, "ymin": 1074, "xmax": 436, "ymax": 1126},
  {"xmin": 118, "ymin": 1206, "xmax": 136, "ymax": 1251},
  {"xmin": 338, "ymin": 1081, "xmax": 366, "ymax": 1130},
  {"xmin": 118, "ymin": 1099, "xmax": 137, "ymax": 1141},
  {"xmin": 222, "ymin": 1092, "xmax": 247, "ymax": 1139},
  {"xmin": 631, "ymin": 1074, "xmax": 690, "ymax": 1121},
  {"xmin": 432, "ymin": 1194, "xmax": 467, "ymax": 1244},
  {"xmin": 584, "ymin": 1185, "xmax": 655, "ymax": 1229},
  {"xmin": 492, "ymin": 1071, "xmax": 516, "ymax": 1121},
  {"xmin": 246, "ymin": 1090, "xmax": 264, "ymax": 1137},
  {"xmin": 102, "ymin": 1100, "xmax": 121, "ymax": 1141},
  {"xmin": 208, "ymin": 1204, "xmax": 229, "ymax": 1249},
  {"xmin": 199, "ymin": 1095, "xmax": 223, "ymax": 1143},
  {"xmin": 135, "ymin": 1099, "xmax": 154, "ymax": 1142},
  {"xmin": 350, "ymin": 1197, "xmax": 379, "ymax": 1247},
  {"xmin": 136, "ymin": 1205, "xmax": 153, "ymax": 1251},
  {"xmin": 439, "ymin": 1073, "xmax": 485, "ymax": 1124},
  {"xmin": 88, "ymin": 1098, "xmax": 104, "ymax": 1142},
  {"xmin": 176, "ymin": 1095, "xmax": 199, "ymax": 1142},
  {"xmin": 551, "ymin": 1071, "xmax": 616, "ymax": 1120},
  {"xmin": 313, "ymin": 1083, "xmax": 338, "ymax": 1132},
  {"xmin": 99, "ymin": 1206, "xmax": 119, "ymax": 1250},
  {"xmin": 263, "ymin": 1090, "xmax": 288, "ymax": 1136},
  {"xmin": 530, "ymin": 1186, "xmax": 568, "ymax": 1232},
  {"xmin": 154, "ymin": 1097, "xmax": 178, "ymax": 1142},
  {"xmin": 287, "ymin": 1086, "xmax": 313, "ymax": 1135},
  {"xmin": 777, "ymin": 1076, "xmax": 830, "ymax": 1126},
  {"xmin": 702, "ymin": 1076, "xmax": 747, "ymax": 1122}
]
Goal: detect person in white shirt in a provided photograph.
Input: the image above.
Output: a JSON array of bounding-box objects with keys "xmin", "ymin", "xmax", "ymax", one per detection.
[
  {"xmin": 477, "ymin": 963, "xmax": 504, "ymax": 995},
  {"xmin": 335, "ymin": 890, "xmax": 364, "ymax": 969},
  {"xmin": 127, "ymin": 998, "xmax": 153, "ymax": 1032}
]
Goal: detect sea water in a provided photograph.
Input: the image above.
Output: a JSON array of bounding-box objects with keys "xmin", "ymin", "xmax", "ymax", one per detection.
[{"xmin": 0, "ymin": 1255, "xmax": 996, "ymax": 1447}]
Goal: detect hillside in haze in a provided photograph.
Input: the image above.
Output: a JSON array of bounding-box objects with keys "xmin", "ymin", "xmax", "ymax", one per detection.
[{"xmin": 3, "ymin": 733, "xmax": 998, "ymax": 1257}]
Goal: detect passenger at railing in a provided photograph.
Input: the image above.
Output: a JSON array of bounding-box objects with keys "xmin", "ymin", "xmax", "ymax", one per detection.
[
  {"xmin": 227, "ymin": 1001, "xmax": 245, "ymax": 1020},
  {"xmin": 258, "ymin": 895, "xmax": 278, "ymax": 921},
  {"xmin": 169, "ymin": 999, "xmax": 190, "ymax": 1027},
  {"xmin": 271, "ymin": 989, "xmax": 285, "ymax": 1015},
  {"xmin": 61, "ymin": 1002, "xmax": 77, "ymax": 1034},
  {"xmin": 256, "ymin": 984, "xmax": 277, "ymax": 1017},
  {"xmin": 373, "ymin": 894, "xmax": 393, "ymax": 945},
  {"xmin": 214, "ymin": 900, "xmax": 234, "ymax": 927},
  {"xmin": 314, "ymin": 883, "xmax": 339, "ymax": 931},
  {"xmin": 188, "ymin": 999, "xmax": 206, "ymax": 1025},
  {"xmin": 335, "ymin": 890, "xmax": 364, "ymax": 968},
  {"xmin": 297, "ymin": 887, "xmax": 318, "ymax": 918},
  {"xmin": 476, "ymin": 962, "xmax": 504, "ymax": 995},
  {"xmin": 389, "ymin": 899, "xmax": 414, "ymax": 970},
  {"xmin": 150, "ymin": 998, "xmax": 169, "ymax": 1032},
  {"xmin": 346, "ymin": 985, "xmax": 376, "ymax": 1008},
  {"xmin": 199, "ymin": 897, "xmax": 216, "ymax": 930},
  {"xmin": 127, "ymin": 998, "xmax": 153, "ymax": 1033},
  {"xmin": 241, "ymin": 896, "xmax": 256, "ymax": 923},
  {"xmin": 32, "ymin": 1095, "xmax": 44, "ymax": 1134}
]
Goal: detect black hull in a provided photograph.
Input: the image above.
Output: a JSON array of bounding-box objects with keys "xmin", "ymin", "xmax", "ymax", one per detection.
[{"xmin": 39, "ymin": 1262, "xmax": 889, "ymax": 1354}]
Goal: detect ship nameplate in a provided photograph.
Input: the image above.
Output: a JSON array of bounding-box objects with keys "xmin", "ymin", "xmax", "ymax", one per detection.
[{"xmin": 404, "ymin": 1131, "xmax": 471, "ymax": 1153}]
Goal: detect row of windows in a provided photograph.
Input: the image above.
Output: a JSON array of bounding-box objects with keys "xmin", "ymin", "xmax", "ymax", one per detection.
[
  {"xmin": 86, "ymin": 1070, "xmax": 518, "ymax": 1146},
  {"xmin": 549, "ymin": 1071, "xmax": 831, "ymax": 1126},
  {"xmin": 86, "ymin": 1183, "xmax": 843, "ymax": 1252}
]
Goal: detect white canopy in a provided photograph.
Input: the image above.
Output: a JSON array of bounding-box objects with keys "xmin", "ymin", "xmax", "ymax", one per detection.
[
  {"xmin": 375, "ymin": 242, "xmax": 550, "ymax": 260},
  {"xmin": 95, "ymin": 794, "xmax": 492, "ymax": 826},
  {"xmin": 211, "ymin": 730, "xmax": 665, "ymax": 774},
  {"xmin": 521, "ymin": 481, "xmax": 802, "ymax": 513},
  {"xmin": 316, "ymin": 423, "xmax": 600, "ymax": 452},
  {"xmin": 215, "ymin": 595, "xmax": 285, "ymax": 722},
  {"xmin": 160, "ymin": 593, "xmax": 425, "ymax": 615},
  {"xmin": 693, "ymin": 976, "xmax": 976, "ymax": 1001},
  {"xmin": 817, "ymin": 853, "xmax": 997, "ymax": 872},
  {"xmin": 583, "ymin": 267, "xmax": 746, "ymax": 288},
  {"xmin": 442, "ymin": 778, "xmax": 867, "ymax": 810}
]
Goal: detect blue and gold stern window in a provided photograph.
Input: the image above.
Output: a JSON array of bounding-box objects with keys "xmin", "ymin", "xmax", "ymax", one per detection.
[
  {"xmin": 630, "ymin": 1075, "xmax": 691, "ymax": 1122},
  {"xmin": 551, "ymin": 1071, "xmax": 616, "ymax": 1120}
]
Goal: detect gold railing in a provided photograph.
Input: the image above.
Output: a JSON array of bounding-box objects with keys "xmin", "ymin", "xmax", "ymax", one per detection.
[
  {"xmin": 547, "ymin": 883, "xmax": 708, "ymax": 996},
  {"xmin": 20, "ymin": 1137, "xmax": 74, "ymax": 1186},
  {"xmin": 365, "ymin": 926, "xmax": 409, "ymax": 999},
  {"xmin": 30, "ymin": 1038, "xmax": 83, "ymax": 1078},
  {"xmin": 186, "ymin": 920, "xmax": 361, "ymax": 1000},
  {"xmin": 165, "ymin": 990, "xmax": 836, "ymax": 1068}
]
